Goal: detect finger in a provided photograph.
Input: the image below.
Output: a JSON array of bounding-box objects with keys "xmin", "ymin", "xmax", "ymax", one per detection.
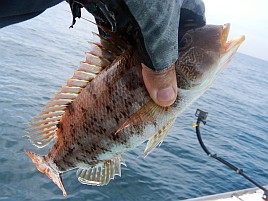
[{"xmin": 142, "ymin": 64, "xmax": 177, "ymax": 107}]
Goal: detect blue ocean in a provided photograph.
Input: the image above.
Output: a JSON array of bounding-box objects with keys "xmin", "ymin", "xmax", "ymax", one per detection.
[{"xmin": 0, "ymin": 3, "xmax": 267, "ymax": 201}]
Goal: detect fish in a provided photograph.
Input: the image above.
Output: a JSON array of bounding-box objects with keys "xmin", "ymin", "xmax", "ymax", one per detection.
[{"xmin": 24, "ymin": 23, "xmax": 245, "ymax": 196}]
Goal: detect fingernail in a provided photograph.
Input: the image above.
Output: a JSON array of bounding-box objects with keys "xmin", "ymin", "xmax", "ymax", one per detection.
[{"xmin": 157, "ymin": 86, "xmax": 175, "ymax": 103}]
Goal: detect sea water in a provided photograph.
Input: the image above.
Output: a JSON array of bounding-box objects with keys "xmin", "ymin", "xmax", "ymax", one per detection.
[{"xmin": 0, "ymin": 2, "xmax": 267, "ymax": 201}]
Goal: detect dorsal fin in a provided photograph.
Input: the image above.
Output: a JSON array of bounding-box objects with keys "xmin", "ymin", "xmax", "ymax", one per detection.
[
  {"xmin": 80, "ymin": 16, "xmax": 128, "ymax": 50},
  {"xmin": 25, "ymin": 31, "xmax": 128, "ymax": 148},
  {"xmin": 76, "ymin": 155, "xmax": 126, "ymax": 186},
  {"xmin": 91, "ymin": 32, "xmax": 124, "ymax": 55}
]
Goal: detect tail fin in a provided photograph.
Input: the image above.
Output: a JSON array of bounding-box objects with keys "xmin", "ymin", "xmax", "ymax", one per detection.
[{"xmin": 25, "ymin": 150, "xmax": 67, "ymax": 196}]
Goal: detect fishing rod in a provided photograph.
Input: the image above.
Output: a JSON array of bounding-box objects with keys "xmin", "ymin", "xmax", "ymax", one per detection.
[{"xmin": 193, "ymin": 109, "xmax": 268, "ymax": 201}]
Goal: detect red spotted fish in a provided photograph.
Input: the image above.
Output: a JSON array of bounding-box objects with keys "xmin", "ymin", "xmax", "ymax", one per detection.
[{"xmin": 24, "ymin": 23, "xmax": 244, "ymax": 196}]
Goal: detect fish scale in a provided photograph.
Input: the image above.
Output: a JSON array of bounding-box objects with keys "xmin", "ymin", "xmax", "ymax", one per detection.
[
  {"xmin": 24, "ymin": 23, "xmax": 245, "ymax": 196},
  {"xmin": 53, "ymin": 53, "xmax": 149, "ymax": 159}
]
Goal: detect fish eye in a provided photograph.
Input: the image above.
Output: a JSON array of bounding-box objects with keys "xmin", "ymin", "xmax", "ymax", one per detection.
[{"xmin": 179, "ymin": 33, "xmax": 192, "ymax": 51}]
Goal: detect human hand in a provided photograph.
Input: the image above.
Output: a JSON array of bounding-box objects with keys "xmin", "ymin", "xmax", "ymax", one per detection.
[{"xmin": 142, "ymin": 63, "xmax": 177, "ymax": 107}]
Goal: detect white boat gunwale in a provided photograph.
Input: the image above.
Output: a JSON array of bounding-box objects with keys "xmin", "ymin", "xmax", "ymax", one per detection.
[{"xmin": 182, "ymin": 185, "xmax": 268, "ymax": 201}]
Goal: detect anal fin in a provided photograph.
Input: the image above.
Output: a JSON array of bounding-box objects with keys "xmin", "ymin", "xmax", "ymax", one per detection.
[
  {"xmin": 76, "ymin": 155, "xmax": 125, "ymax": 186},
  {"xmin": 143, "ymin": 117, "xmax": 176, "ymax": 157}
]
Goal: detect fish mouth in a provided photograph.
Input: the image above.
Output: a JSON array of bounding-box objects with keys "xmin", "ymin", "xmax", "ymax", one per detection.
[{"xmin": 221, "ymin": 23, "xmax": 245, "ymax": 53}]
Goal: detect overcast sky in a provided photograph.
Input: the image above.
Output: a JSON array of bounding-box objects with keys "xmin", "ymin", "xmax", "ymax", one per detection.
[{"xmin": 203, "ymin": 0, "xmax": 268, "ymax": 61}]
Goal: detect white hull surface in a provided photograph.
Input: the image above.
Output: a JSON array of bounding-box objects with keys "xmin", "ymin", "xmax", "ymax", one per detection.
[{"xmin": 182, "ymin": 185, "xmax": 268, "ymax": 201}]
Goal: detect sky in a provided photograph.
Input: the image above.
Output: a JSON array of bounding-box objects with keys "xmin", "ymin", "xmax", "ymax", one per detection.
[{"xmin": 203, "ymin": 0, "xmax": 268, "ymax": 61}]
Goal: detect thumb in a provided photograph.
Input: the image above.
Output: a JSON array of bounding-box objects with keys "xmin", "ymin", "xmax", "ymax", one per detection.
[{"xmin": 142, "ymin": 63, "xmax": 177, "ymax": 107}]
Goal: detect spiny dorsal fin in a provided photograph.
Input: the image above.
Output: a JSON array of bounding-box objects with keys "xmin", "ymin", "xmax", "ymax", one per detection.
[
  {"xmin": 76, "ymin": 155, "xmax": 126, "ymax": 186},
  {"xmin": 25, "ymin": 31, "xmax": 128, "ymax": 148},
  {"xmin": 143, "ymin": 117, "xmax": 176, "ymax": 157},
  {"xmin": 115, "ymin": 100, "xmax": 166, "ymax": 134},
  {"xmin": 80, "ymin": 16, "xmax": 128, "ymax": 50},
  {"xmin": 79, "ymin": 17, "xmax": 128, "ymax": 50},
  {"xmin": 87, "ymin": 41, "xmax": 117, "ymax": 61},
  {"xmin": 91, "ymin": 32, "xmax": 124, "ymax": 55}
]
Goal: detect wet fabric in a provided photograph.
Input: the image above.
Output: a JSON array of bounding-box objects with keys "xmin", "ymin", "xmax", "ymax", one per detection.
[
  {"xmin": 0, "ymin": 0, "xmax": 62, "ymax": 28},
  {"xmin": 68, "ymin": 0, "xmax": 206, "ymax": 71},
  {"xmin": 124, "ymin": 0, "xmax": 206, "ymax": 71},
  {"xmin": 0, "ymin": 0, "xmax": 205, "ymax": 72}
]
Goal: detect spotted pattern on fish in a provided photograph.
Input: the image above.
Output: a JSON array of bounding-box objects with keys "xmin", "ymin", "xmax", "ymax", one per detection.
[{"xmin": 24, "ymin": 24, "xmax": 245, "ymax": 196}]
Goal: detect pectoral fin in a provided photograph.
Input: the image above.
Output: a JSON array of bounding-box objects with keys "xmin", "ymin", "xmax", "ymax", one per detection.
[
  {"xmin": 116, "ymin": 100, "xmax": 166, "ymax": 134},
  {"xmin": 143, "ymin": 117, "xmax": 176, "ymax": 157},
  {"xmin": 76, "ymin": 155, "xmax": 126, "ymax": 186}
]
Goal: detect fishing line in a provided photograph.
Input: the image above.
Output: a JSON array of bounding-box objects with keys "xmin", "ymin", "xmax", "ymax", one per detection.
[{"xmin": 193, "ymin": 109, "xmax": 268, "ymax": 201}]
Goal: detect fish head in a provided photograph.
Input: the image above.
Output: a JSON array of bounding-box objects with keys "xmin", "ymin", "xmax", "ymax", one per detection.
[{"xmin": 176, "ymin": 23, "xmax": 245, "ymax": 92}]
